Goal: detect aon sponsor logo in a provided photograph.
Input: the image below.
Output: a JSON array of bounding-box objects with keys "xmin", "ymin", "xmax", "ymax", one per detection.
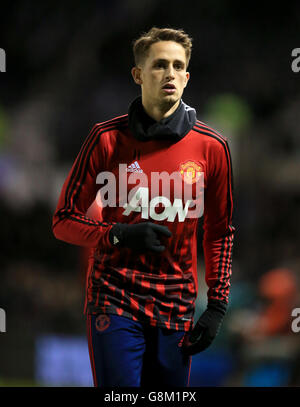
[{"xmin": 122, "ymin": 187, "xmax": 195, "ymax": 222}]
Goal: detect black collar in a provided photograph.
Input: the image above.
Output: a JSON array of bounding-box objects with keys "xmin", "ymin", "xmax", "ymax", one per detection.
[{"xmin": 128, "ymin": 96, "xmax": 196, "ymax": 142}]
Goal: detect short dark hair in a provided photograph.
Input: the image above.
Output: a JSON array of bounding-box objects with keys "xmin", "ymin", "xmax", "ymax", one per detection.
[{"xmin": 132, "ymin": 27, "xmax": 193, "ymax": 67}]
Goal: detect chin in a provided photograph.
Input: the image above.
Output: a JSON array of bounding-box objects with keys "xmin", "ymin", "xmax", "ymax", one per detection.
[{"xmin": 160, "ymin": 95, "xmax": 179, "ymax": 109}]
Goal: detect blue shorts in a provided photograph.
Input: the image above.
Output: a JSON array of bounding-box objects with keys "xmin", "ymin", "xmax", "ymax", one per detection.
[{"xmin": 86, "ymin": 313, "xmax": 192, "ymax": 387}]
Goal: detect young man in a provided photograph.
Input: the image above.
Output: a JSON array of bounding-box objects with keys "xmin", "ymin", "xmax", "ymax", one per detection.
[{"xmin": 52, "ymin": 27, "xmax": 235, "ymax": 387}]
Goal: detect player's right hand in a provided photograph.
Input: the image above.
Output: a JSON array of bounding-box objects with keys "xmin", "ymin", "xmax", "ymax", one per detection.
[{"xmin": 109, "ymin": 222, "xmax": 172, "ymax": 253}]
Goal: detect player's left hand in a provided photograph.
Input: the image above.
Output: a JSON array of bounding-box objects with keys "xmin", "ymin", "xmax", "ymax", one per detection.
[{"xmin": 182, "ymin": 300, "xmax": 227, "ymax": 355}]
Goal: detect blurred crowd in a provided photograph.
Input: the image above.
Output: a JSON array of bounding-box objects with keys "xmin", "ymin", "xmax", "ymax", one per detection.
[{"xmin": 0, "ymin": 1, "xmax": 300, "ymax": 386}]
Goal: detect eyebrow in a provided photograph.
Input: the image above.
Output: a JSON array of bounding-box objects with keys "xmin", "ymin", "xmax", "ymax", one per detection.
[{"xmin": 152, "ymin": 58, "xmax": 185, "ymax": 65}]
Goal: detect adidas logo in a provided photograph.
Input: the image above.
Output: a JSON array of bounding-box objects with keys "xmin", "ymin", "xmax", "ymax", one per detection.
[{"xmin": 126, "ymin": 161, "xmax": 143, "ymax": 173}]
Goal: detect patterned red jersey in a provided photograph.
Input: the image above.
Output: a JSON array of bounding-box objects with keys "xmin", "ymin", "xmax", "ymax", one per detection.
[{"xmin": 52, "ymin": 100, "xmax": 235, "ymax": 332}]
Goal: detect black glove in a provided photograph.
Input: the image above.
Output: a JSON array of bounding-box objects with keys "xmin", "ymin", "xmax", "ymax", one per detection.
[
  {"xmin": 109, "ymin": 222, "xmax": 172, "ymax": 253},
  {"xmin": 182, "ymin": 299, "xmax": 227, "ymax": 355}
]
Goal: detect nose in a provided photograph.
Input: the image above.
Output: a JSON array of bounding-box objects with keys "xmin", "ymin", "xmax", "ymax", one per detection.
[{"xmin": 165, "ymin": 64, "xmax": 175, "ymax": 80}]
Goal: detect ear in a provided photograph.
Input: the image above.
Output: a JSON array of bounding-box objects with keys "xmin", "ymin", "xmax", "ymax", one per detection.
[
  {"xmin": 131, "ymin": 67, "xmax": 143, "ymax": 85},
  {"xmin": 184, "ymin": 71, "xmax": 190, "ymax": 88}
]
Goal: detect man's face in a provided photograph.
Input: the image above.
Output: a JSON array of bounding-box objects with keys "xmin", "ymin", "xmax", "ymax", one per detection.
[{"xmin": 132, "ymin": 41, "xmax": 190, "ymax": 113}]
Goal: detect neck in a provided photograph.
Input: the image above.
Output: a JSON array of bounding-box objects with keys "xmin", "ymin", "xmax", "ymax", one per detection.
[{"xmin": 141, "ymin": 97, "xmax": 180, "ymax": 122}]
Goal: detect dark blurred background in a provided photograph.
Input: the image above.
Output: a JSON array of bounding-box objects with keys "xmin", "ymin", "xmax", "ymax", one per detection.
[{"xmin": 0, "ymin": 0, "xmax": 300, "ymax": 386}]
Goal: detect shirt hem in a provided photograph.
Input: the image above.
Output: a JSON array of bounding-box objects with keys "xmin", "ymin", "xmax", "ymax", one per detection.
[{"xmin": 86, "ymin": 305, "xmax": 193, "ymax": 332}]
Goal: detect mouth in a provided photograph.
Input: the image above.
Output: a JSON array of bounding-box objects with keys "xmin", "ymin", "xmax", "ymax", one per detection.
[{"xmin": 162, "ymin": 83, "xmax": 176, "ymax": 94}]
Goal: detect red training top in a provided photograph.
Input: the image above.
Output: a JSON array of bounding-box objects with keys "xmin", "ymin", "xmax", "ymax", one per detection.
[{"xmin": 52, "ymin": 113, "xmax": 235, "ymax": 332}]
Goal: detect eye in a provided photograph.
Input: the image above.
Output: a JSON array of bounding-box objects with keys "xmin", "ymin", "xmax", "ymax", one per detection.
[
  {"xmin": 174, "ymin": 63, "xmax": 184, "ymax": 70},
  {"xmin": 154, "ymin": 61, "xmax": 166, "ymax": 69}
]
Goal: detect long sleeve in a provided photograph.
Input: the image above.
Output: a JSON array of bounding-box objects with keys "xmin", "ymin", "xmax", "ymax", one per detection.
[
  {"xmin": 202, "ymin": 137, "xmax": 235, "ymax": 304},
  {"xmin": 52, "ymin": 124, "xmax": 115, "ymax": 249}
]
